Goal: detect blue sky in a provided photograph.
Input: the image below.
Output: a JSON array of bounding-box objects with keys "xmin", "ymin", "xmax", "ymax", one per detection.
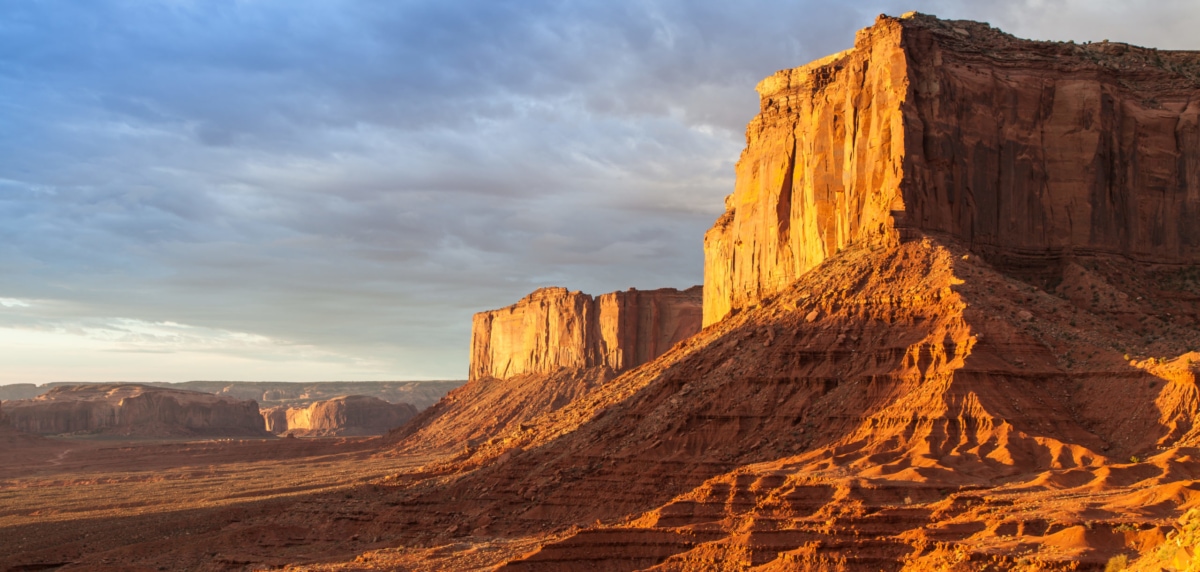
[{"xmin": 1, "ymin": 0, "xmax": 1197, "ymax": 383}]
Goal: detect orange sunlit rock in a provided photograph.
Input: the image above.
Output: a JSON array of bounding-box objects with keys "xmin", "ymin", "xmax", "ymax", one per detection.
[
  {"xmin": 470, "ymin": 285, "xmax": 702, "ymax": 380},
  {"xmin": 704, "ymin": 12, "xmax": 1200, "ymax": 326}
]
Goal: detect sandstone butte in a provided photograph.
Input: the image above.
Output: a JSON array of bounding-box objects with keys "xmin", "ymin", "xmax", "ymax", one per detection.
[
  {"xmin": 703, "ymin": 11, "xmax": 1200, "ymax": 326},
  {"xmin": 6, "ymin": 13, "xmax": 1200, "ymax": 572},
  {"xmin": 469, "ymin": 285, "xmax": 704, "ymax": 381},
  {"xmin": 1, "ymin": 383, "xmax": 269, "ymax": 437},
  {"xmin": 261, "ymin": 395, "xmax": 418, "ymax": 437},
  {"xmin": 387, "ymin": 285, "xmax": 702, "ymax": 455},
  {"xmin": 370, "ymin": 14, "xmax": 1200, "ymax": 570}
]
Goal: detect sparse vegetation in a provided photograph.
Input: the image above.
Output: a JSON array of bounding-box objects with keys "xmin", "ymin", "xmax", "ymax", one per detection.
[{"xmin": 1104, "ymin": 553, "xmax": 1128, "ymax": 572}]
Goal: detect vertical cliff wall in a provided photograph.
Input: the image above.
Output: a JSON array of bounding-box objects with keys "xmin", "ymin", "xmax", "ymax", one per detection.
[
  {"xmin": 469, "ymin": 286, "xmax": 702, "ymax": 381},
  {"xmin": 704, "ymin": 12, "xmax": 1200, "ymax": 326}
]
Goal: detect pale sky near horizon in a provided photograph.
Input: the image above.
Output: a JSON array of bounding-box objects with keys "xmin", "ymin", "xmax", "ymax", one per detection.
[{"xmin": 2, "ymin": 0, "xmax": 1198, "ymax": 384}]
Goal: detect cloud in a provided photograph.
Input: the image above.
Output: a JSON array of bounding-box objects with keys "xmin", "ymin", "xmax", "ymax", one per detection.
[{"xmin": 1, "ymin": 0, "xmax": 1196, "ymax": 382}]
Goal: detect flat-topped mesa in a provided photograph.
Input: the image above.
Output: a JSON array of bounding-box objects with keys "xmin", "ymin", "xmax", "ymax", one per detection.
[
  {"xmin": 704, "ymin": 12, "xmax": 1200, "ymax": 326},
  {"xmin": 470, "ymin": 286, "xmax": 702, "ymax": 381},
  {"xmin": 2, "ymin": 384, "xmax": 269, "ymax": 437}
]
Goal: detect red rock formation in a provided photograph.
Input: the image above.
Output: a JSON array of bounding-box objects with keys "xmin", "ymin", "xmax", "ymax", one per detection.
[
  {"xmin": 470, "ymin": 288, "xmax": 597, "ymax": 381},
  {"xmin": 261, "ymin": 405, "xmax": 289, "ymax": 434},
  {"xmin": 3, "ymin": 384, "xmax": 268, "ymax": 437},
  {"xmin": 167, "ymin": 380, "xmax": 461, "ymax": 411},
  {"xmin": 398, "ymin": 238, "xmax": 1200, "ymax": 570},
  {"xmin": 704, "ymin": 12, "xmax": 1200, "ymax": 325},
  {"xmin": 262, "ymin": 395, "xmax": 417, "ymax": 437},
  {"xmin": 399, "ymin": 285, "xmax": 699, "ymax": 454},
  {"xmin": 373, "ymin": 15, "xmax": 1200, "ymax": 570},
  {"xmin": 470, "ymin": 286, "xmax": 702, "ymax": 380},
  {"xmin": 8, "ymin": 14, "xmax": 1200, "ymax": 572},
  {"xmin": 386, "ymin": 366, "xmax": 615, "ymax": 457},
  {"xmin": 595, "ymin": 287, "xmax": 705, "ymax": 372}
]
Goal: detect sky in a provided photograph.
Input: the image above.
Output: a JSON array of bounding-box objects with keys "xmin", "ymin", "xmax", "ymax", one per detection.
[{"xmin": 2, "ymin": 0, "xmax": 1198, "ymax": 384}]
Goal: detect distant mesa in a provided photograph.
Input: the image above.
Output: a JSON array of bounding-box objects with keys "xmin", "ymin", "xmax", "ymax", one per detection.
[
  {"xmin": 262, "ymin": 395, "xmax": 418, "ymax": 437},
  {"xmin": 0, "ymin": 401, "xmax": 40, "ymax": 446},
  {"xmin": 1, "ymin": 383, "xmax": 269, "ymax": 438},
  {"xmin": 0, "ymin": 383, "xmax": 44, "ymax": 402},
  {"xmin": 168, "ymin": 380, "xmax": 461, "ymax": 411},
  {"xmin": 0, "ymin": 380, "xmax": 464, "ymax": 411},
  {"xmin": 471, "ymin": 285, "xmax": 703, "ymax": 381}
]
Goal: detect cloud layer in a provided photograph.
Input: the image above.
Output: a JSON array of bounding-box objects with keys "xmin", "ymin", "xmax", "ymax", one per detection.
[{"xmin": 2, "ymin": 1, "xmax": 1197, "ymax": 382}]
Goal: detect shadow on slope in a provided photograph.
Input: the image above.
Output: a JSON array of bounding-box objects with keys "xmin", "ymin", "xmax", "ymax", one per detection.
[{"xmin": 372, "ymin": 236, "xmax": 1200, "ymax": 571}]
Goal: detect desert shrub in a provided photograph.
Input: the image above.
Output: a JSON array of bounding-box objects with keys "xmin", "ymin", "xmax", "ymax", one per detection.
[{"xmin": 1104, "ymin": 554, "xmax": 1128, "ymax": 572}]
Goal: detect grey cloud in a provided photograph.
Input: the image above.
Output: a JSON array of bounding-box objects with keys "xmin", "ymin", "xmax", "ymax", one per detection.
[{"xmin": 2, "ymin": 0, "xmax": 1195, "ymax": 381}]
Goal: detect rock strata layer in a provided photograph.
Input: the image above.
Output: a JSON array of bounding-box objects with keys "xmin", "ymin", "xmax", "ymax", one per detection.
[
  {"xmin": 470, "ymin": 286, "xmax": 702, "ymax": 380},
  {"xmin": 3, "ymin": 384, "xmax": 268, "ymax": 437},
  {"xmin": 262, "ymin": 395, "xmax": 418, "ymax": 437},
  {"xmin": 704, "ymin": 12, "xmax": 1200, "ymax": 325}
]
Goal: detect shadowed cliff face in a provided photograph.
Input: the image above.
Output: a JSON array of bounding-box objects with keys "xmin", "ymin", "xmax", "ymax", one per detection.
[
  {"xmin": 704, "ymin": 12, "xmax": 1200, "ymax": 326},
  {"xmin": 470, "ymin": 286, "xmax": 702, "ymax": 381}
]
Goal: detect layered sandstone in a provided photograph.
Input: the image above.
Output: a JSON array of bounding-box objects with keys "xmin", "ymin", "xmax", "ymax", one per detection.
[
  {"xmin": 262, "ymin": 395, "xmax": 418, "ymax": 437},
  {"xmin": 470, "ymin": 286, "xmax": 702, "ymax": 380},
  {"xmin": 704, "ymin": 12, "xmax": 1200, "ymax": 325},
  {"xmin": 396, "ymin": 285, "xmax": 700, "ymax": 452},
  {"xmin": 3, "ymin": 384, "xmax": 269, "ymax": 437},
  {"xmin": 9, "ymin": 14, "xmax": 1200, "ymax": 572},
  {"xmin": 404, "ymin": 238, "xmax": 1200, "ymax": 570},
  {"xmin": 378, "ymin": 16, "xmax": 1200, "ymax": 570}
]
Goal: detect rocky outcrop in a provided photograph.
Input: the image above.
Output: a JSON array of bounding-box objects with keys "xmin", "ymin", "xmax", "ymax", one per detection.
[
  {"xmin": 704, "ymin": 12, "xmax": 1200, "ymax": 325},
  {"xmin": 383, "ymin": 15, "xmax": 1200, "ymax": 570},
  {"xmin": 163, "ymin": 380, "xmax": 461, "ymax": 411},
  {"xmin": 2, "ymin": 384, "xmax": 269, "ymax": 437},
  {"xmin": 261, "ymin": 406, "xmax": 289, "ymax": 434},
  {"xmin": 12, "ymin": 14, "xmax": 1200, "ymax": 572},
  {"xmin": 470, "ymin": 286, "xmax": 702, "ymax": 380},
  {"xmin": 392, "ymin": 286, "xmax": 701, "ymax": 453},
  {"xmin": 262, "ymin": 395, "xmax": 418, "ymax": 437}
]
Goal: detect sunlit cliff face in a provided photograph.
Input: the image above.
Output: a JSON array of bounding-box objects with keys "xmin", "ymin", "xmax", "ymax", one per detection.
[{"xmin": 704, "ymin": 13, "xmax": 1200, "ymax": 327}]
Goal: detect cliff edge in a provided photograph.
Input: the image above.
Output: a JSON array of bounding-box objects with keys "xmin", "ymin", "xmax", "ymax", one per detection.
[
  {"xmin": 389, "ymin": 285, "xmax": 701, "ymax": 454},
  {"xmin": 704, "ymin": 12, "xmax": 1200, "ymax": 325},
  {"xmin": 470, "ymin": 286, "xmax": 702, "ymax": 380}
]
